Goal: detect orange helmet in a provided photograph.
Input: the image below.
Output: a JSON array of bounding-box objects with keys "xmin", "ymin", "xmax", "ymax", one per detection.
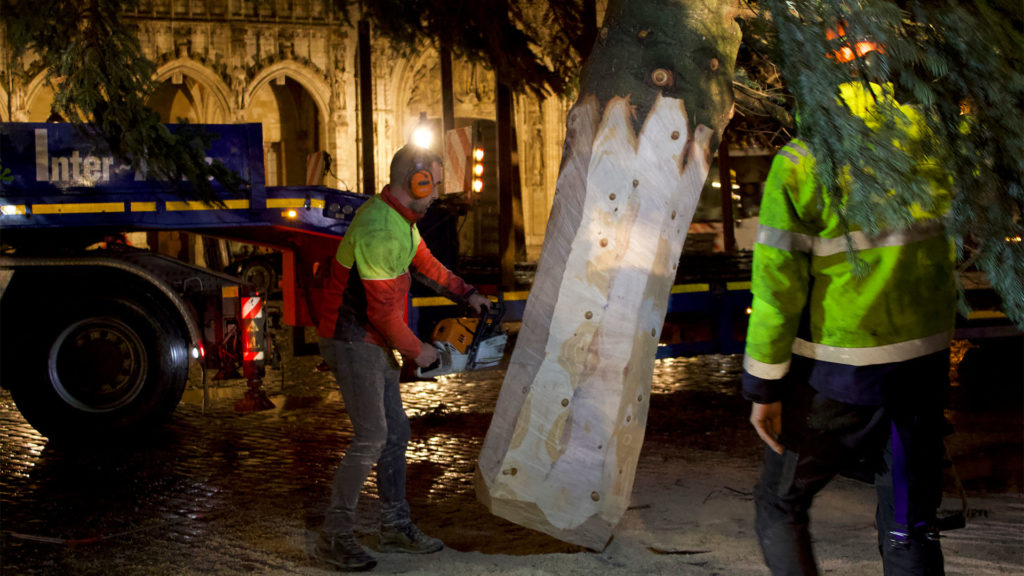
[{"xmin": 826, "ymin": 23, "xmax": 883, "ymax": 63}]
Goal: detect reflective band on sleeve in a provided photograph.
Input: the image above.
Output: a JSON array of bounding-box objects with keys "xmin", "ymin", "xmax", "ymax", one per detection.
[
  {"xmin": 776, "ymin": 141, "xmax": 809, "ymax": 165},
  {"xmin": 787, "ymin": 141, "xmax": 809, "ymax": 156},
  {"xmin": 756, "ymin": 224, "xmax": 814, "ymax": 252},
  {"xmin": 757, "ymin": 220, "xmax": 945, "ymax": 256},
  {"xmin": 792, "ymin": 330, "xmax": 952, "ymax": 366},
  {"xmin": 744, "ymin": 354, "xmax": 791, "ymax": 380},
  {"xmin": 812, "ymin": 220, "xmax": 945, "ymax": 257},
  {"xmin": 776, "ymin": 148, "xmax": 801, "ymax": 165}
]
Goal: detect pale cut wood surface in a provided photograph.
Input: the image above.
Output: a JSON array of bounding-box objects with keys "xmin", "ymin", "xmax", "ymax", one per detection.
[{"xmin": 476, "ymin": 93, "xmax": 713, "ymax": 549}]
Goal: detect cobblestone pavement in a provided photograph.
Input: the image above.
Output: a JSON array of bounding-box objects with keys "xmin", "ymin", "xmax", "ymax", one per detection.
[{"xmin": 1, "ymin": 329, "xmax": 1021, "ymax": 575}]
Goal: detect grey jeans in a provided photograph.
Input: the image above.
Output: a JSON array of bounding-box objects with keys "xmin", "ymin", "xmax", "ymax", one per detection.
[{"xmin": 319, "ymin": 339, "xmax": 412, "ymax": 535}]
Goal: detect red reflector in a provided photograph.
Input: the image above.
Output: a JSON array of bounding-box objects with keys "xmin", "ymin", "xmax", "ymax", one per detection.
[{"xmin": 242, "ymin": 297, "xmax": 263, "ymax": 319}]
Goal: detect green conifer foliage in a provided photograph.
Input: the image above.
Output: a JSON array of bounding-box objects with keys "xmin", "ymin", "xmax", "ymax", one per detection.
[
  {"xmin": 333, "ymin": 0, "xmax": 580, "ymax": 97},
  {"xmin": 758, "ymin": 0, "xmax": 1024, "ymax": 326},
  {"xmin": 3, "ymin": 0, "xmax": 243, "ymax": 202}
]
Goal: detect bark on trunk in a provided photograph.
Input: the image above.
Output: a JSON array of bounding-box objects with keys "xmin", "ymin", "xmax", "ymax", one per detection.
[{"xmin": 475, "ymin": 0, "xmax": 741, "ymax": 550}]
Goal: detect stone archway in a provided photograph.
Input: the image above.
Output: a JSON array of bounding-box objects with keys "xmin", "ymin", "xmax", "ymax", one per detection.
[
  {"xmin": 246, "ymin": 62, "xmax": 330, "ymax": 187},
  {"xmin": 394, "ymin": 48, "xmax": 442, "ymax": 153},
  {"xmin": 151, "ymin": 59, "xmax": 233, "ymax": 123},
  {"xmin": 23, "ymin": 73, "xmax": 62, "ymax": 122}
]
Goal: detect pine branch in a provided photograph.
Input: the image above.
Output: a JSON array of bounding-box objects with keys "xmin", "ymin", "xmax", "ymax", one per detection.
[
  {"xmin": 5, "ymin": 0, "xmax": 244, "ymax": 204},
  {"xmin": 760, "ymin": 0, "xmax": 1024, "ymax": 327}
]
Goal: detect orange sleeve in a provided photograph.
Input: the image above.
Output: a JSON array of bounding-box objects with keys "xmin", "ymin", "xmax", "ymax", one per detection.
[
  {"xmin": 410, "ymin": 240, "xmax": 475, "ymax": 301},
  {"xmin": 363, "ymin": 276, "xmax": 422, "ymax": 358}
]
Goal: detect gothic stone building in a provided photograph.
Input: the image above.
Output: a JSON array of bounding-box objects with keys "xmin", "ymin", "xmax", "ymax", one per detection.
[{"xmin": 0, "ymin": 0, "xmax": 570, "ymax": 263}]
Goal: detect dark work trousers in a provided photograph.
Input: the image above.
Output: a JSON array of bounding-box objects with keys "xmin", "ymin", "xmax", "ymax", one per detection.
[
  {"xmin": 319, "ymin": 339, "xmax": 412, "ymax": 536},
  {"xmin": 754, "ymin": 363, "xmax": 949, "ymax": 576}
]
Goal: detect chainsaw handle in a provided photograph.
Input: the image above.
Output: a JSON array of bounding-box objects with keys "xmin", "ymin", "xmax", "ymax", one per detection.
[{"xmin": 476, "ymin": 298, "xmax": 506, "ymax": 323}]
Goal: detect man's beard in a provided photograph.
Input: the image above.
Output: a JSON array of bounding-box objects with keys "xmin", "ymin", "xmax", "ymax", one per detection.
[{"xmin": 411, "ymin": 197, "xmax": 433, "ymax": 216}]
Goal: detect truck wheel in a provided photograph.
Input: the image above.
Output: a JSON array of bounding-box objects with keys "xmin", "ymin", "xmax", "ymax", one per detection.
[
  {"xmin": 5, "ymin": 291, "xmax": 189, "ymax": 442},
  {"xmin": 240, "ymin": 259, "xmax": 277, "ymax": 297}
]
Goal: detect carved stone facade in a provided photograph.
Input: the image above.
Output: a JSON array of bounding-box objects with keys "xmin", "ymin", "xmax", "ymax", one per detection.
[{"xmin": 0, "ymin": 0, "xmax": 569, "ymax": 260}]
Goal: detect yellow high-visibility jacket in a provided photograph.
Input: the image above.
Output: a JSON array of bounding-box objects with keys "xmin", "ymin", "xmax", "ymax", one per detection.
[{"xmin": 742, "ymin": 83, "xmax": 957, "ymax": 405}]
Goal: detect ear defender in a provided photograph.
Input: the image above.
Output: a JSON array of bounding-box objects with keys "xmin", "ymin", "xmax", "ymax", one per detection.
[{"xmin": 410, "ymin": 168, "xmax": 434, "ymax": 198}]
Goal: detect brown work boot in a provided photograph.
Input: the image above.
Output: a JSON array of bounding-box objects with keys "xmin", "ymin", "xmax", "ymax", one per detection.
[
  {"xmin": 378, "ymin": 522, "xmax": 444, "ymax": 554},
  {"xmin": 313, "ymin": 532, "xmax": 377, "ymax": 572}
]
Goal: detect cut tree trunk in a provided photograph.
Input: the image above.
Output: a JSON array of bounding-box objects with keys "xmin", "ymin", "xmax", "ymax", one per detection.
[{"xmin": 475, "ymin": 0, "xmax": 741, "ymax": 550}]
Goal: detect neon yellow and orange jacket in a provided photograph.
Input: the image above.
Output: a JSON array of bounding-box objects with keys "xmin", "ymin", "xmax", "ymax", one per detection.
[
  {"xmin": 742, "ymin": 82, "xmax": 957, "ymax": 405},
  {"xmin": 317, "ymin": 186, "xmax": 476, "ymax": 358}
]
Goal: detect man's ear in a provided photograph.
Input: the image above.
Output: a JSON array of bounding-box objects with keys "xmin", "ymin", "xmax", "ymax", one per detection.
[{"xmin": 409, "ymin": 169, "xmax": 434, "ymax": 198}]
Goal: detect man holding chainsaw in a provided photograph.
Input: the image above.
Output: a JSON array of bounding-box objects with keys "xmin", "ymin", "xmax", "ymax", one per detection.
[{"xmin": 315, "ymin": 144, "xmax": 491, "ymax": 571}]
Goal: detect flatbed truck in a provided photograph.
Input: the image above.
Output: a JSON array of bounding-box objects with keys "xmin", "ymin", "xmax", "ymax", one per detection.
[{"xmin": 0, "ymin": 122, "xmax": 365, "ymax": 443}]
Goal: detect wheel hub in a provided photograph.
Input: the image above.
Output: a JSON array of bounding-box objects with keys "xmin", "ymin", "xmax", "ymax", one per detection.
[{"xmin": 49, "ymin": 317, "xmax": 148, "ymax": 412}]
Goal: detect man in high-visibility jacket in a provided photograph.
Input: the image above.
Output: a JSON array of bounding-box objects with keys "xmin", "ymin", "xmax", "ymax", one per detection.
[
  {"xmin": 744, "ymin": 81, "xmax": 956, "ymax": 575},
  {"xmin": 314, "ymin": 144, "xmax": 491, "ymax": 571}
]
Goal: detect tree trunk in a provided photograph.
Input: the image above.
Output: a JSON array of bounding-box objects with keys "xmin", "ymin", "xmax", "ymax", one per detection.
[{"xmin": 475, "ymin": 0, "xmax": 741, "ymax": 550}]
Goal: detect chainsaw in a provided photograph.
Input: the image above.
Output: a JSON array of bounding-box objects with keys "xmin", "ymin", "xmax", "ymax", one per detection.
[{"xmin": 416, "ymin": 300, "xmax": 508, "ymax": 379}]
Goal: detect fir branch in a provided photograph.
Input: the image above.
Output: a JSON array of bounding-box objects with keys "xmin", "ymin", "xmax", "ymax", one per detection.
[
  {"xmin": 4, "ymin": 0, "xmax": 244, "ymax": 203},
  {"xmin": 336, "ymin": 0, "xmax": 578, "ymax": 97},
  {"xmin": 760, "ymin": 0, "xmax": 1024, "ymax": 327}
]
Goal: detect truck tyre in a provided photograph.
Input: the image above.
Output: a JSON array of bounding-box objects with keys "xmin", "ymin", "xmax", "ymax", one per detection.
[
  {"xmin": 4, "ymin": 286, "xmax": 190, "ymax": 442},
  {"xmin": 240, "ymin": 258, "xmax": 277, "ymax": 297}
]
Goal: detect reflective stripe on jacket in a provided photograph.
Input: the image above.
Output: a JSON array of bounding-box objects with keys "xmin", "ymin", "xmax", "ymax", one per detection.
[{"xmin": 742, "ymin": 83, "xmax": 956, "ymax": 406}]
